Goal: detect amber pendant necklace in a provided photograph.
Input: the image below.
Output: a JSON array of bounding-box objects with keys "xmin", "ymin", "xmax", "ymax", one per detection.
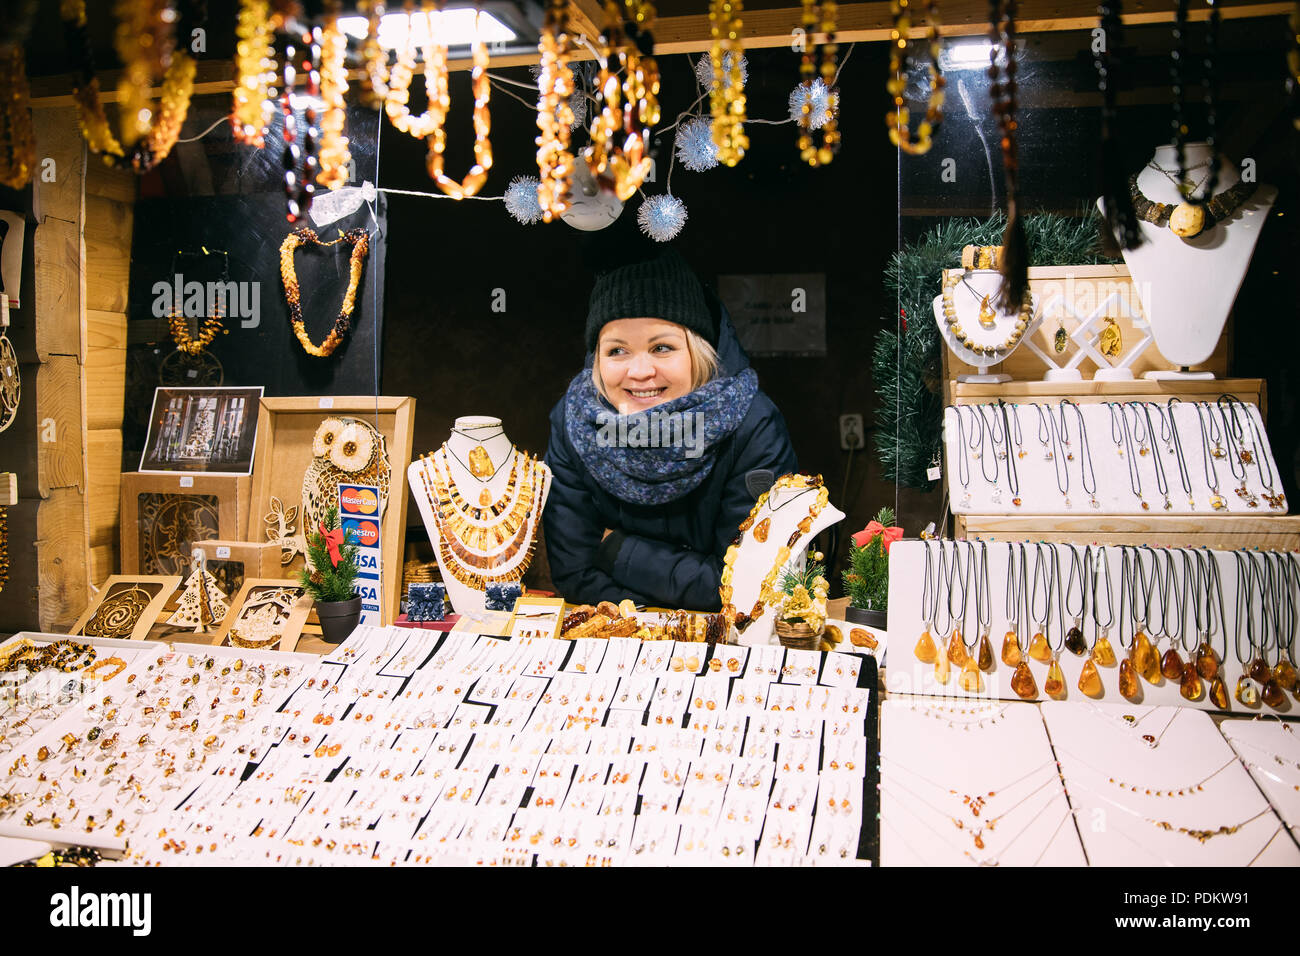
[
  {"xmin": 1001, "ymin": 542, "xmax": 1025, "ymax": 668},
  {"xmin": 1062, "ymin": 543, "xmax": 1087, "ymax": 656},
  {"xmin": 1109, "ymin": 402, "xmax": 1149, "ymax": 511},
  {"xmin": 1084, "ymin": 701, "xmax": 1181, "ymax": 750},
  {"xmin": 905, "ymin": 697, "xmax": 1012, "ymax": 730},
  {"xmin": 1066, "ymin": 773, "xmax": 1273, "ymax": 844},
  {"xmin": 937, "ymin": 541, "xmax": 972, "ymax": 687},
  {"xmin": 1233, "ymin": 550, "xmax": 1270, "ymax": 708},
  {"xmin": 1195, "ymin": 402, "xmax": 1228, "ymax": 511},
  {"xmin": 882, "ymin": 769, "xmax": 1060, "ymax": 852},
  {"xmin": 1089, "ymin": 544, "xmax": 1117, "ymax": 668},
  {"xmin": 1062, "ymin": 400, "xmax": 1099, "ymax": 509},
  {"xmin": 914, "ymin": 540, "xmax": 941, "ymax": 665},
  {"xmin": 883, "ymin": 797, "xmax": 1076, "ymax": 867},
  {"xmin": 1189, "ymin": 547, "xmax": 1229, "ymax": 707}
]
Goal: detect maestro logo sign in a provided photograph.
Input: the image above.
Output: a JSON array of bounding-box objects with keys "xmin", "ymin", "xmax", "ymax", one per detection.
[{"xmin": 344, "ymin": 519, "xmax": 380, "ymax": 548}]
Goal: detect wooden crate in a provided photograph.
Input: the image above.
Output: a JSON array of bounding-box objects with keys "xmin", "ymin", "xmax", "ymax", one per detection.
[
  {"xmin": 955, "ymin": 514, "xmax": 1300, "ymax": 549},
  {"xmin": 941, "ymin": 264, "xmax": 1230, "ymax": 404},
  {"xmin": 119, "ymin": 473, "xmax": 251, "ymax": 577},
  {"xmin": 248, "ymin": 396, "xmax": 416, "ymax": 625}
]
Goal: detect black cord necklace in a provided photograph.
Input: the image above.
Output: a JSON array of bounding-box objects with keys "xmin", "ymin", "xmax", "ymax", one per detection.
[
  {"xmin": 968, "ymin": 405, "xmax": 999, "ymax": 486},
  {"xmin": 976, "ymin": 404, "xmax": 1007, "ymax": 504},
  {"xmin": 1063, "ymin": 543, "xmax": 1087, "ymax": 654},
  {"xmin": 1193, "ymin": 402, "xmax": 1227, "ymax": 511},
  {"xmin": 1124, "ymin": 545, "xmax": 1159, "ymax": 688},
  {"xmin": 953, "ymin": 407, "xmax": 972, "ymax": 509},
  {"xmin": 1063, "ymin": 400, "xmax": 1098, "ymax": 509},
  {"xmin": 1033, "ymin": 404, "xmax": 1055, "ymax": 463},
  {"xmin": 1109, "ymin": 402, "xmax": 1145, "ymax": 508},
  {"xmin": 997, "ymin": 401, "xmax": 1023, "ymax": 506},
  {"xmin": 1044, "ymin": 546, "xmax": 1067, "ymax": 696},
  {"xmin": 1232, "ymin": 549, "xmax": 1265, "ymax": 707},
  {"xmin": 1045, "ymin": 408, "xmax": 1072, "ymax": 506},
  {"xmin": 1137, "ymin": 404, "xmax": 1171, "ymax": 510},
  {"xmin": 1004, "ymin": 542, "xmax": 1021, "ymax": 660},
  {"xmin": 1091, "ymin": 545, "xmax": 1116, "ymax": 663},
  {"xmin": 1162, "ymin": 399, "xmax": 1195, "ymax": 509},
  {"xmin": 1029, "ymin": 542, "xmax": 1052, "ymax": 660},
  {"xmin": 1193, "ymin": 547, "xmax": 1226, "ymax": 680},
  {"xmin": 1241, "ymin": 407, "xmax": 1285, "ymax": 509},
  {"xmin": 973, "ymin": 539, "xmax": 994, "ymax": 671}
]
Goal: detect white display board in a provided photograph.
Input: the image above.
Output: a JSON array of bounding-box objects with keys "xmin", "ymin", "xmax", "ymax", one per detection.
[
  {"xmin": 1043, "ymin": 703, "xmax": 1298, "ymax": 866},
  {"xmin": 880, "ymin": 697, "xmax": 1086, "ymax": 866}
]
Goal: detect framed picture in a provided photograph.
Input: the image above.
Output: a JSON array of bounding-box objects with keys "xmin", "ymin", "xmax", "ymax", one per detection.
[
  {"xmin": 139, "ymin": 386, "xmax": 264, "ymax": 475},
  {"xmin": 70, "ymin": 575, "xmax": 181, "ymax": 642},
  {"xmin": 211, "ymin": 579, "xmax": 314, "ymax": 654}
]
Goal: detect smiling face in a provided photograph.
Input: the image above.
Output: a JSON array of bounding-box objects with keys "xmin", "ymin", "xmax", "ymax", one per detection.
[{"xmin": 596, "ymin": 318, "xmax": 695, "ymax": 412}]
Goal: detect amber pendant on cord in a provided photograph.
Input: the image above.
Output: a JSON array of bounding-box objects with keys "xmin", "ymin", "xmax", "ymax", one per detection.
[{"xmin": 914, "ymin": 629, "xmax": 937, "ymax": 664}]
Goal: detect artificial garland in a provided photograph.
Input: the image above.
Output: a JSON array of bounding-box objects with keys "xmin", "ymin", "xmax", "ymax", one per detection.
[
  {"xmin": 279, "ymin": 227, "xmax": 370, "ymax": 358},
  {"xmin": 872, "ymin": 212, "xmax": 1114, "ymax": 489}
]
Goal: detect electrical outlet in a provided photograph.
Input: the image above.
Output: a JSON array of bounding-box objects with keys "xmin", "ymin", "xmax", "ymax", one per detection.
[{"xmin": 839, "ymin": 413, "xmax": 864, "ymax": 451}]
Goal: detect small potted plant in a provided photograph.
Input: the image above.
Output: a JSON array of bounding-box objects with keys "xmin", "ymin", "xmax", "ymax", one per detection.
[
  {"xmin": 842, "ymin": 507, "xmax": 902, "ymax": 629},
  {"xmin": 774, "ymin": 553, "xmax": 829, "ymax": 650},
  {"xmin": 300, "ymin": 504, "xmax": 362, "ymax": 644}
]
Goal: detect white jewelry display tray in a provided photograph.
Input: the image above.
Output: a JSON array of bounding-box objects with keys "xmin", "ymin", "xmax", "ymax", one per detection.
[
  {"xmin": 943, "ymin": 400, "xmax": 1287, "ymax": 516},
  {"xmin": 0, "ymin": 636, "xmax": 317, "ymax": 853}
]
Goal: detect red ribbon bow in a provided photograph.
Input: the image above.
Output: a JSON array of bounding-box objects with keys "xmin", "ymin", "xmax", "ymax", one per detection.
[
  {"xmin": 319, "ymin": 521, "xmax": 345, "ymax": 567},
  {"xmin": 852, "ymin": 520, "xmax": 903, "ymax": 554}
]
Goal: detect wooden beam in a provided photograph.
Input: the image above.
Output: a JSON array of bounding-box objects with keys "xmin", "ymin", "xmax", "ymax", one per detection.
[
  {"xmin": 35, "ymin": 356, "xmax": 86, "ymax": 496},
  {"xmin": 33, "ymin": 216, "xmax": 82, "ymax": 363},
  {"xmin": 83, "ymin": 195, "xmax": 132, "ymax": 313},
  {"xmin": 36, "ymin": 487, "xmax": 91, "ymax": 630},
  {"xmin": 85, "ymin": 310, "xmax": 127, "ymax": 431},
  {"xmin": 567, "ymin": 0, "xmax": 607, "ymax": 43},
  {"xmin": 86, "ymin": 428, "xmax": 123, "ymax": 549}
]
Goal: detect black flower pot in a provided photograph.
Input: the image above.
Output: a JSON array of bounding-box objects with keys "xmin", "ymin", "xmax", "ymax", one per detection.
[
  {"xmin": 316, "ymin": 596, "xmax": 362, "ymax": 644},
  {"xmin": 844, "ymin": 605, "xmax": 888, "ymax": 630}
]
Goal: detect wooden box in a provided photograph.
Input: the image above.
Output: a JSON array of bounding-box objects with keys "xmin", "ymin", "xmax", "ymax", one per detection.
[
  {"xmin": 193, "ymin": 539, "xmax": 286, "ymax": 598},
  {"xmin": 249, "ymin": 396, "xmax": 415, "ymax": 625},
  {"xmin": 119, "ymin": 472, "xmax": 251, "ymax": 577}
]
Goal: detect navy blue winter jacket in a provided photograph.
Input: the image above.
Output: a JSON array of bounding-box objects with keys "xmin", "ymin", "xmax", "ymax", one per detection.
[{"xmin": 542, "ymin": 317, "xmax": 799, "ymax": 611}]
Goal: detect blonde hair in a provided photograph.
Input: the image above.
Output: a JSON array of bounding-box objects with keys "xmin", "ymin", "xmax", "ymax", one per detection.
[{"xmin": 593, "ymin": 325, "xmax": 720, "ymax": 405}]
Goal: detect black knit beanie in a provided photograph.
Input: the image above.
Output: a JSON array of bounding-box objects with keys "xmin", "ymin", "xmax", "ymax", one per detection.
[{"xmin": 585, "ymin": 248, "xmax": 718, "ymax": 351}]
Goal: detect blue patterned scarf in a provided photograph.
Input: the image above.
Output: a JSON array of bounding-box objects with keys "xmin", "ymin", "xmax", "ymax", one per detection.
[{"xmin": 563, "ymin": 366, "xmax": 759, "ymax": 505}]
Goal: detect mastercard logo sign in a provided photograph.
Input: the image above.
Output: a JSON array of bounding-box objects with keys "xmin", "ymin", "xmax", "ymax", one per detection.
[
  {"xmin": 344, "ymin": 519, "xmax": 380, "ymax": 548},
  {"xmin": 340, "ymin": 487, "xmax": 379, "ymax": 515}
]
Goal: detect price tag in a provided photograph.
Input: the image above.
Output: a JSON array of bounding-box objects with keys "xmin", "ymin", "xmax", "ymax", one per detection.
[
  {"xmin": 926, "ymin": 465, "xmax": 941, "ymax": 482},
  {"xmin": 179, "ymin": 476, "xmax": 194, "ymax": 488},
  {"xmin": 319, "ymin": 397, "xmax": 334, "ymax": 409},
  {"xmin": 215, "ymin": 546, "xmax": 231, "ymax": 559}
]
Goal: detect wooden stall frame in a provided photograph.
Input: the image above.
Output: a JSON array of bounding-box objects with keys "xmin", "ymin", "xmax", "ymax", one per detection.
[
  {"xmin": 69, "ymin": 574, "xmax": 181, "ymax": 641},
  {"xmin": 210, "ymin": 578, "xmax": 314, "ymax": 654},
  {"xmin": 249, "ymin": 396, "xmax": 416, "ymax": 625}
]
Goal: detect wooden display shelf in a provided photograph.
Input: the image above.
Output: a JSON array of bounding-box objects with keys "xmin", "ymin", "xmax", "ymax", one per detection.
[
  {"xmin": 956, "ymin": 513, "xmax": 1300, "ymax": 549},
  {"xmin": 950, "ymin": 377, "xmax": 1267, "ymax": 417}
]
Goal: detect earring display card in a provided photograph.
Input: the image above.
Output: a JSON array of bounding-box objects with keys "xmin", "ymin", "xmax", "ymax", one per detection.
[
  {"xmin": 887, "ymin": 539, "xmax": 1299, "ymax": 713},
  {"xmin": 943, "ymin": 399, "xmax": 1287, "ymax": 515},
  {"xmin": 139, "ymin": 387, "xmax": 264, "ymax": 475},
  {"xmin": 880, "ymin": 698, "xmax": 1086, "ymax": 867},
  {"xmin": 120, "ymin": 623, "xmax": 880, "ymax": 867},
  {"xmin": 1219, "ymin": 719, "xmax": 1300, "ymax": 831},
  {"xmin": 1043, "ymin": 703, "xmax": 1298, "ymax": 867}
]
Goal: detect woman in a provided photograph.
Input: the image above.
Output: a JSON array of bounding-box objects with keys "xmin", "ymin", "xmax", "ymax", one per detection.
[{"xmin": 543, "ymin": 247, "xmax": 799, "ymax": 610}]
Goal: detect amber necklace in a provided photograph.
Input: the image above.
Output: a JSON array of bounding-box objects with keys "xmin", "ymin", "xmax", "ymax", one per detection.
[
  {"xmin": 1062, "ymin": 544, "xmax": 1087, "ymax": 655},
  {"xmin": 1191, "ymin": 547, "xmax": 1226, "ymax": 693},
  {"xmin": 936, "ymin": 540, "xmax": 970, "ymax": 682},
  {"xmin": 426, "ymin": 450, "xmax": 538, "ymax": 545},
  {"xmin": 1109, "ymin": 402, "xmax": 1147, "ymax": 510},
  {"xmin": 903, "ymin": 697, "xmax": 1012, "ymax": 730},
  {"xmin": 1084, "ymin": 700, "xmax": 1181, "ymax": 750},
  {"xmin": 279, "ymin": 228, "xmax": 370, "ymax": 358},
  {"xmin": 1091, "ymin": 545, "xmax": 1115, "ymax": 661},
  {"xmin": 1194, "ymin": 402, "xmax": 1228, "ymax": 511},
  {"xmin": 721, "ymin": 474, "xmax": 828, "ymax": 632},
  {"xmin": 438, "ymin": 450, "xmax": 525, "ymax": 519},
  {"xmin": 1065, "ymin": 772, "xmax": 1273, "ymax": 844},
  {"xmin": 1162, "ymin": 400, "xmax": 1195, "ymax": 509},
  {"xmin": 882, "ymin": 764, "xmax": 1059, "ymax": 851},
  {"xmin": 1057, "ymin": 744, "xmax": 1238, "ymax": 799},
  {"xmin": 914, "ymin": 539, "xmax": 942, "ymax": 664},
  {"xmin": 882, "ymin": 798, "xmax": 1075, "ymax": 867}
]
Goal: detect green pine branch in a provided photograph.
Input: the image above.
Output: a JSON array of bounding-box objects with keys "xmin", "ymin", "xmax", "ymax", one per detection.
[{"xmin": 299, "ymin": 504, "xmax": 361, "ymax": 604}]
